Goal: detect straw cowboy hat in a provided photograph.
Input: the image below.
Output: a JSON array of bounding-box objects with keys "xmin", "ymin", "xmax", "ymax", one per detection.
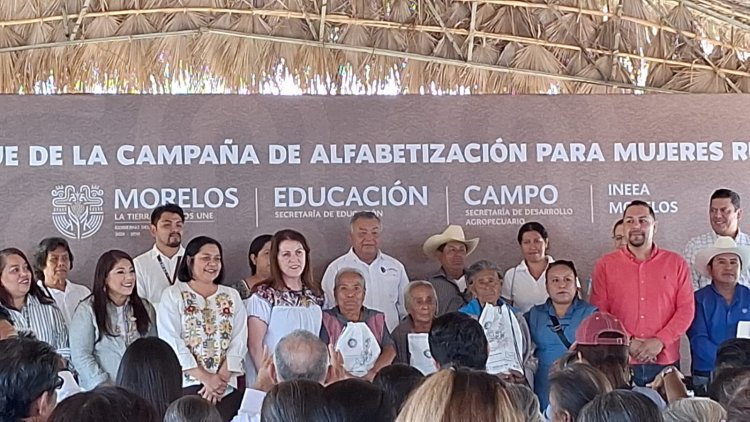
[
  {"xmin": 422, "ymin": 225, "xmax": 479, "ymax": 257},
  {"xmin": 695, "ymin": 236, "xmax": 750, "ymax": 278}
]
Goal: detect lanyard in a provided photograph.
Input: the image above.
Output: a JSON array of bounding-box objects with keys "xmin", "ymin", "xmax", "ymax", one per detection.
[{"xmin": 156, "ymin": 255, "xmax": 182, "ymax": 285}]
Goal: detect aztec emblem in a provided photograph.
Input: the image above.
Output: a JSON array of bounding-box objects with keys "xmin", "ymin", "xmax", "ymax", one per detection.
[{"xmin": 51, "ymin": 184, "xmax": 105, "ymax": 240}]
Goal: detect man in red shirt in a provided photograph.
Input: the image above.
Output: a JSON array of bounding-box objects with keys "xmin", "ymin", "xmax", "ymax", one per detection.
[{"xmin": 591, "ymin": 200, "xmax": 694, "ymax": 386}]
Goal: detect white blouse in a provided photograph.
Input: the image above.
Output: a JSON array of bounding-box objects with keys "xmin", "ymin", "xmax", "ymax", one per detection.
[
  {"xmin": 157, "ymin": 283, "xmax": 248, "ymax": 389},
  {"xmin": 501, "ymin": 256, "xmax": 554, "ymax": 313}
]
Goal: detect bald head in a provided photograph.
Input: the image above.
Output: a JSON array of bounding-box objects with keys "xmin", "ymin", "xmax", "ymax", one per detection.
[{"xmin": 273, "ymin": 330, "xmax": 329, "ymax": 383}]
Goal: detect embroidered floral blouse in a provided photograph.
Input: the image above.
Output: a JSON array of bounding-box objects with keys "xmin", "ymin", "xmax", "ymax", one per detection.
[
  {"xmin": 157, "ymin": 283, "xmax": 248, "ymax": 389},
  {"xmin": 246, "ymin": 284, "xmax": 324, "ymax": 356}
]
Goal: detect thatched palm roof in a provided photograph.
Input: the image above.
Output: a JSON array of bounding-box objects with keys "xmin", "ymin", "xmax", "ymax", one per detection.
[{"xmin": 3, "ymin": 0, "xmax": 750, "ymax": 93}]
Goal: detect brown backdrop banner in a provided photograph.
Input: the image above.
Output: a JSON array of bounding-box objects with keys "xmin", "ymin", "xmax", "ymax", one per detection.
[{"xmin": 1, "ymin": 95, "xmax": 748, "ymax": 287}]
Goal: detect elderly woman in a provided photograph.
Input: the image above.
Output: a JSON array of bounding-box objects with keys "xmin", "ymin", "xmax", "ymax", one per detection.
[
  {"xmin": 459, "ymin": 260, "xmax": 534, "ymax": 385},
  {"xmin": 33, "ymin": 237, "xmax": 90, "ymax": 326},
  {"xmin": 320, "ymin": 268, "xmax": 396, "ymax": 381},
  {"xmin": 391, "ymin": 281, "xmax": 438, "ymax": 374},
  {"xmin": 525, "ymin": 260, "xmax": 597, "ymax": 410}
]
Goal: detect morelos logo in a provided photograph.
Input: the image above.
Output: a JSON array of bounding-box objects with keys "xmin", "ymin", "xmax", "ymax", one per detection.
[{"xmin": 51, "ymin": 185, "xmax": 105, "ymax": 240}]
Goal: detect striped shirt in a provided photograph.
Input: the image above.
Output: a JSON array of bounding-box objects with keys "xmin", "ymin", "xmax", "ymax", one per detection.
[
  {"xmin": 8, "ymin": 294, "xmax": 70, "ymax": 360},
  {"xmin": 683, "ymin": 231, "xmax": 750, "ymax": 290}
]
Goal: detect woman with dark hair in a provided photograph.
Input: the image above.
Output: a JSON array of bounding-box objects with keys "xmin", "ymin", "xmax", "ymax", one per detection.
[
  {"xmin": 577, "ymin": 390, "xmax": 663, "ymax": 422},
  {"xmin": 525, "ymin": 260, "xmax": 597, "ymax": 409},
  {"xmin": 548, "ymin": 362, "xmax": 612, "ymax": 422},
  {"xmin": 33, "ymin": 237, "xmax": 90, "ymax": 326},
  {"xmin": 326, "ymin": 378, "xmax": 394, "ymax": 422},
  {"xmin": 230, "ymin": 234, "xmax": 272, "ymax": 300},
  {"xmin": 261, "ymin": 379, "xmax": 327, "ymax": 422},
  {"xmin": 70, "ymin": 250, "xmax": 157, "ymax": 390},
  {"xmin": 48, "ymin": 385, "xmax": 161, "ymax": 422},
  {"xmin": 116, "ymin": 337, "xmax": 183, "ymax": 418},
  {"xmin": 157, "ymin": 236, "xmax": 248, "ymax": 420},
  {"xmin": 0, "ymin": 247, "xmax": 70, "ymax": 360},
  {"xmin": 372, "ymin": 364, "xmax": 425, "ymax": 415},
  {"xmin": 246, "ymin": 229, "xmax": 324, "ymax": 377},
  {"xmin": 502, "ymin": 222, "xmax": 555, "ymax": 313}
]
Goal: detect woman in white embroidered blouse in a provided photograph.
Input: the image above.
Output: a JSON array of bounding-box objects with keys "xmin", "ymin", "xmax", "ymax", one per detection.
[
  {"xmin": 157, "ymin": 236, "xmax": 248, "ymax": 420},
  {"xmin": 70, "ymin": 250, "xmax": 157, "ymax": 390},
  {"xmin": 246, "ymin": 229, "xmax": 324, "ymax": 377},
  {"xmin": 0, "ymin": 248, "xmax": 70, "ymax": 360}
]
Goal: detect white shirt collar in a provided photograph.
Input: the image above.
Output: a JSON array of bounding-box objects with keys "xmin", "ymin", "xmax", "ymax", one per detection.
[
  {"xmin": 345, "ymin": 247, "xmax": 383, "ymax": 266},
  {"xmin": 149, "ymin": 244, "xmax": 185, "ymax": 260}
]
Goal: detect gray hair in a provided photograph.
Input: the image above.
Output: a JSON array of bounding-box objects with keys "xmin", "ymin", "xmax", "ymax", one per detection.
[
  {"xmin": 465, "ymin": 260, "xmax": 504, "ymax": 285},
  {"xmin": 506, "ymin": 384, "xmax": 543, "ymax": 422},
  {"xmin": 273, "ymin": 330, "xmax": 329, "ymax": 383},
  {"xmin": 349, "ymin": 211, "xmax": 381, "ymax": 232},
  {"xmin": 404, "ymin": 280, "xmax": 438, "ymax": 313},
  {"xmin": 164, "ymin": 396, "xmax": 222, "ymax": 422},
  {"xmin": 334, "ymin": 267, "xmax": 366, "ymax": 290},
  {"xmin": 663, "ymin": 398, "xmax": 726, "ymax": 422}
]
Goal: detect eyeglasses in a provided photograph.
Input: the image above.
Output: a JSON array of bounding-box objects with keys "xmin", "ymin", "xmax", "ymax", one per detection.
[{"xmin": 53, "ymin": 374, "xmax": 64, "ymax": 391}]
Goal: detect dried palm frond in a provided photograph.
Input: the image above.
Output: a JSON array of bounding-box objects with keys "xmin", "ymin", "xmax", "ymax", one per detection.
[
  {"xmin": 646, "ymin": 63, "xmax": 675, "ymax": 88},
  {"xmin": 0, "ymin": 27, "xmax": 23, "ymax": 92},
  {"xmin": 663, "ymin": 68, "xmax": 732, "ymax": 93},
  {"xmin": 575, "ymin": 56, "xmax": 632, "ymax": 93},
  {"xmin": 511, "ymin": 44, "xmax": 566, "ymax": 93},
  {"xmin": 484, "ymin": 6, "xmax": 539, "ymax": 39}
]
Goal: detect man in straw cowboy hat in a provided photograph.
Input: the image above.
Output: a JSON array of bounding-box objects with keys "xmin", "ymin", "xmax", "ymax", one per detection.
[
  {"xmin": 688, "ymin": 236, "xmax": 750, "ymax": 393},
  {"xmin": 422, "ymin": 225, "xmax": 479, "ymax": 315}
]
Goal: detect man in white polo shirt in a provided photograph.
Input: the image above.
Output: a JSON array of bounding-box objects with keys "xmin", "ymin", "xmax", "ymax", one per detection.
[
  {"xmin": 133, "ymin": 204, "xmax": 185, "ymax": 308},
  {"xmin": 321, "ymin": 211, "xmax": 409, "ymax": 332},
  {"xmin": 684, "ymin": 188, "xmax": 750, "ymax": 290}
]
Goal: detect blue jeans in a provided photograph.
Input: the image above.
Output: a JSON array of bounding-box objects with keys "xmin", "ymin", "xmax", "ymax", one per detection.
[{"xmin": 631, "ymin": 362, "xmax": 678, "ymax": 387}]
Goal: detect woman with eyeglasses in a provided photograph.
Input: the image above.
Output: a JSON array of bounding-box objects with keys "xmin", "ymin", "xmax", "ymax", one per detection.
[{"xmin": 524, "ymin": 260, "xmax": 597, "ymax": 410}]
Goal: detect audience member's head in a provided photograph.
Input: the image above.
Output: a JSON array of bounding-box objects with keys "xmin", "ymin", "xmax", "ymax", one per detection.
[
  {"xmin": 429, "ymin": 312, "xmax": 488, "ymax": 370},
  {"xmin": 164, "ymin": 396, "xmax": 221, "ymax": 422},
  {"xmin": 549, "ymin": 362, "xmax": 613, "ymax": 422},
  {"xmin": 572, "ymin": 312, "xmax": 631, "ymax": 388},
  {"xmin": 662, "ymin": 398, "xmax": 726, "ymax": 422},
  {"xmin": 727, "ymin": 384, "xmax": 750, "ymax": 422},
  {"xmin": 261, "ymin": 379, "xmax": 327, "ymax": 422},
  {"xmin": 714, "ymin": 338, "xmax": 750, "ymax": 377},
  {"xmin": 708, "ymin": 366, "xmax": 750, "ymax": 406},
  {"xmin": 506, "ymin": 383, "xmax": 542, "ymax": 422},
  {"xmin": 0, "ymin": 337, "xmax": 62, "ymax": 422},
  {"xmin": 577, "ymin": 389, "xmax": 663, "ymax": 422},
  {"xmin": 273, "ymin": 330, "xmax": 329, "ymax": 383},
  {"xmin": 0, "ymin": 305, "xmax": 17, "ymax": 340},
  {"xmin": 48, "ymin": 386, "xmax": 160, "ymax": 422},
  {"xmin": 373, "ymin": 364, "xmax": 425, "ymax": 415},
  {"xmin": 115, "ymin": 337, "xmax": 182, "ymax": 417},
  {"xmin": 325, "ymin": 378, "xmax": 393, "ymax": 422},
  {"xmin": 397, "ymin": 368, "xmax": 522, "ymax": 422}
]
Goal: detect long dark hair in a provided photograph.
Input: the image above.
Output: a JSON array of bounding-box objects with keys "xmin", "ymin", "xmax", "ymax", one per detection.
[
  {"xmin": 253, "ymin": 229, "xmax": 321, "ymax": 296},
  {"xmin": 0, "ymin": 248, "xmax": 54, "ymax": 310},
  {"xmin": 248, "ymin": 234, "xmax": 273, "ymax": 274},
  {"xmin": 116, "ymin": 337, "xmax": 183, "ymax": 418},
  {"xmin": 92, "ymin": 250, "xmax": 151, "ymax": 342}
]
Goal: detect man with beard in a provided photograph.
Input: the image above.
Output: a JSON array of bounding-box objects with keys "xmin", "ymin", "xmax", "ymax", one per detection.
[
  {"xmin": 133, "ymin": 204, "xmax": 185, "ymax": 308},
  {"xmin": 422, "ymin": 225, "xmax": 479, "ymax": 315},
  {"xmin": 683, "ymin": 189, "xmax": 750, "ymax": 290},
  {"xmin": 591, "ymin": 200, "xmax": 694, "ymax": 387}
]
